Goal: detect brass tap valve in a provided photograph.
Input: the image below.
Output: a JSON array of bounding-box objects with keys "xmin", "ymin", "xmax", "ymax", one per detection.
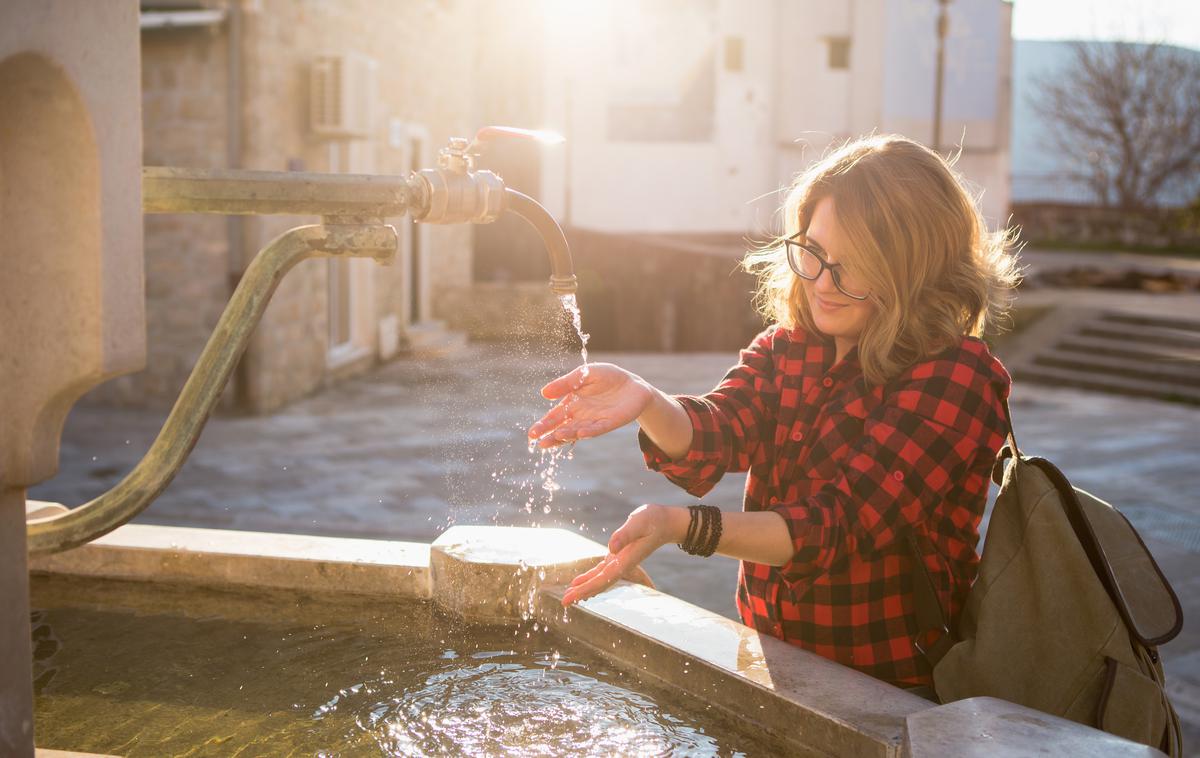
[{"xmin": 410, "ymin": 136, "xmax": 506, "ymax": 225}]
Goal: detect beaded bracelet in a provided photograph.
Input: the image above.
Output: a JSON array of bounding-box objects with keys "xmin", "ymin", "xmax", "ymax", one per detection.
[
  {"xmin": 698, "ymin": 505, "xmax": 723, "ymax": 557},
  {"xmin": 679, "ymin": 504, "xmax": 722, "ymax": 557}
]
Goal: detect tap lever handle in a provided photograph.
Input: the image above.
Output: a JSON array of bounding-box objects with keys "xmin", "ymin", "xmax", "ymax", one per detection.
[{"xmin": 469, "ymin": 126, "xmax": 565, "ymax": 153}]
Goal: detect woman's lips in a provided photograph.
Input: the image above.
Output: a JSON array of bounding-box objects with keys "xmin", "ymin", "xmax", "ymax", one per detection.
[{"xmin": 814, "ymin": 295, "xmax": 847, "ymax": 312}]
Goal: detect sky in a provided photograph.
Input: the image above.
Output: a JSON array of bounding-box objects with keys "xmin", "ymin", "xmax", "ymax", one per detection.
[{"xmin": 1011, "ymin": 0, "xmax": 1200, "ymax": 51}]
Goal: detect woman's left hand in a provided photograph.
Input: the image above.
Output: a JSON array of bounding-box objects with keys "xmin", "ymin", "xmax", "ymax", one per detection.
[{"xmin": 562, "ymin": 504, "xmax": 683, "ymax": 606}]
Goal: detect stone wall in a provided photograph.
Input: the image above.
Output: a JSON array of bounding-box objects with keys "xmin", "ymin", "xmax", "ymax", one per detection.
[
  {"xmin": 446, "ymin": 229, "xmax": 766, "ymax": 353},
  {"xmin": 1012, "ymin": 202, "xmax": 1200, "ymax": 249}
]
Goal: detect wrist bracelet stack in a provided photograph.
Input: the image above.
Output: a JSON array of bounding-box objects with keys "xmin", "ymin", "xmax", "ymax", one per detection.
[{"xmin": 679, "ymin": 504, "xmax": 723, "ymax": 557}]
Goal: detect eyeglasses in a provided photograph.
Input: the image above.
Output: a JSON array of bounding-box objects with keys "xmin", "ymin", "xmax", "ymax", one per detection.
[{"xmin": 782, "ymin": 234, "xmax": 870, "ymax": 301}]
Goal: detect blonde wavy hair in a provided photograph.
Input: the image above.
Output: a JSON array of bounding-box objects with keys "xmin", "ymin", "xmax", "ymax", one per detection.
[{"xmin": 743, "ymin": 134, "xmax": 1022, "ymax": 386}]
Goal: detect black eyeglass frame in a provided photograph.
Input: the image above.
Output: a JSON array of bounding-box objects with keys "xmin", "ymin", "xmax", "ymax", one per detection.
[{"xmin": 782, "ymin": 233, "xmax": 870, "ymax": 301}]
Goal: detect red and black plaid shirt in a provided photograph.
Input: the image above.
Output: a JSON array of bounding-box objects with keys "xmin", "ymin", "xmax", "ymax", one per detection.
[{"xmin": 639, "ymin": 325, "xmax": 1011, "ymax": 687}]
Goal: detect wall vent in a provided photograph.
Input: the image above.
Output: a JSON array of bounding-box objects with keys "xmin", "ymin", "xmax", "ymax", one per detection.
[{"xmin": 310, "ymin": 53, "xmax": 377, "ymax": 138}]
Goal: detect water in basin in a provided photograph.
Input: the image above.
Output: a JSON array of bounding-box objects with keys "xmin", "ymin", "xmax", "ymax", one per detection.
[{"xmin": 31, "ymin": 574, "xmax": 784, "ymax": 756}]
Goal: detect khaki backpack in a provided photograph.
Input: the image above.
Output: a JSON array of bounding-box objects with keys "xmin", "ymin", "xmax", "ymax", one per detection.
[{"xmin": 913, "ymin": 398, "xmax": 1184, "ymax": 756}]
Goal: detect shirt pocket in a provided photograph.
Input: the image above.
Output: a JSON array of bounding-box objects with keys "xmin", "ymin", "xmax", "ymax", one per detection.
[{"xmin": 794, "ymin": 398, "xmax": 867, "ymax": 485}]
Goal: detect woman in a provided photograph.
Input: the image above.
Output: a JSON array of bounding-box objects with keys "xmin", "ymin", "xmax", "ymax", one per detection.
[{"xmin": 527, "ymin": 135, "xmax": 1020, "ymax": 688}]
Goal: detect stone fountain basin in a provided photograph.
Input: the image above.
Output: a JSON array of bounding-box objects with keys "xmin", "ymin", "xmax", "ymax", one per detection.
[{"xmin": 29, "ymin": 523, "xmax": 1160, "ymax": 757}]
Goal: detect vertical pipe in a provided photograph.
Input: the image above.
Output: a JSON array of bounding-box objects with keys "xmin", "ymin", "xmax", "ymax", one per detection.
[
  {"xmin": 933, "ymin": 0, "xmax": 950, "ymax": 151},
  {"xmin": 0, "ymin": 487, "xmax": 34, "ymax": 757},
  {"xmin": 227, "ymin": 0, "xmax": 249, "ymax": 411}
]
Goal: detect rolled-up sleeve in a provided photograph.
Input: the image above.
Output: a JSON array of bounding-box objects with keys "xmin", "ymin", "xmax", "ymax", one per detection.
[
  {"xmin": 771, "ymin": 361, "xmax": 1007, "ymax": 579},
  {"xmin": 639, "ymin": 326, "xmax": 779, "ymax": 498}
]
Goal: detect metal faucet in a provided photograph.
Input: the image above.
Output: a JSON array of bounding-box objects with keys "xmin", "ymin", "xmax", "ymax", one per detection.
[
  {"xmin": 26, "ymin": 127, "xmax": 576, "ymax": 554},
  {"xmin": 411, "ymin": 126, "xmax": 577, "ymax": 295}
]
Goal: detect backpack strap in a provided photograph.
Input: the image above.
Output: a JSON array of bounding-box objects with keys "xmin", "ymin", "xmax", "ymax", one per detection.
[
  {"xmin": 992, "ymin": 394, "xmax": 1020, "ymax": 485},
  {"xmin": 909, "ymin": 532, "xmax": 955, "ymax": 668}
]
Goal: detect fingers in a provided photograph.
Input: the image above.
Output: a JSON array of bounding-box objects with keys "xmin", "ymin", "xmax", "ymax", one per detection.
[
  {"xmin": 561, "ymin": 537, "xmax": 658, "ymax": 607},
  {"xmin": 539, "ymin": 365, "xmax": 588, "ymax": 400},
  {"xmin": 568, "ymin": 555, "xmax": 613, "ymax": 588},
  {"xmin": 527, "ymin": 396, "xmax": 574, "ymax": 441},
  {"xmin": 530, "ymin": 417, "xmax": 610, "ymax": 450},
  {"xmin": 562, "ymin": 555, "xmax": 624, "ymax": 606}
]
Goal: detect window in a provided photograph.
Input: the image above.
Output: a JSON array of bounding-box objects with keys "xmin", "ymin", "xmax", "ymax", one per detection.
[
  {"xmin": 827, "ymin": 37, "xmax": 851, "ymax": 70},
  {"xmin": 725, "ymin": 36, "xmax": 744, "ymax": 72}
]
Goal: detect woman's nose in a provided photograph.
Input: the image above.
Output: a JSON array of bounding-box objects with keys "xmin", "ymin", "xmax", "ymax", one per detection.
[{"xmin": 813, "ymin": 267, "xmax": 840, "ymax": 294}]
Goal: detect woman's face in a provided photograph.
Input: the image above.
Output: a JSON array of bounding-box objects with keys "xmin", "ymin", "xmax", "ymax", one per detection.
[{"xmin": 800, "ymin": 197, "xmax": 875, "ymax": 357}]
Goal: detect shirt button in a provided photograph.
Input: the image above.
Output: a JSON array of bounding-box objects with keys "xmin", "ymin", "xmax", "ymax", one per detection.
[
  {"xmin": 791, "ymin": 429, "xmax": 804, "ymax": 442},
  {"xmin": 822, "ymin": 377, "xmax": 834, "ymax": 388},
  {"xmin": 893, "ymin": 470, "xmax": 905, "ymax": 482}
]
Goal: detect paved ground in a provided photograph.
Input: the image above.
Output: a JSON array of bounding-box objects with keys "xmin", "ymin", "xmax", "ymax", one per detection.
[{"xmin": 29, "ymin": 271, "xmax": 1200, "ymax": 751}]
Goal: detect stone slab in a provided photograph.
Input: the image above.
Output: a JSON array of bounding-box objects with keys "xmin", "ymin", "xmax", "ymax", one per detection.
[
  {"xmin": 905, "ymin": 697, "xmax": 1166, "ymax": 757},
  {"xmin": 540, "ymin": 581, "xmax": 935, "ymax": 758},
  {"xmin": 429, "ymin": 525, "xmax": 607, "ymax": 622},
  {"xmin": 28, "ymin": 523, "xmax": 431, "ymax": 599}
]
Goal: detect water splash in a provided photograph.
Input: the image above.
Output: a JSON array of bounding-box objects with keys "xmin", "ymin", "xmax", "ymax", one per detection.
[
  {"xmin": 515, "ymin": 294, "xmax": 591, "ymax": 520},
  {"xmin": 558, "ymin": 293, "xmax": 590, "ymax": 375}
]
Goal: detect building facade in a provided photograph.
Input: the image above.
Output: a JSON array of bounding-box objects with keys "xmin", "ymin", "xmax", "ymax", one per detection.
[{"xmin": 530, "ymin": 0, "xmax": 1013, "ymax": 236}]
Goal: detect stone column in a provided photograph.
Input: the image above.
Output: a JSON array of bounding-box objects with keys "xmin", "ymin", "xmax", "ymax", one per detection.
[{"xmin": 0, "ymin": 1, "xmax": 144, "ymax": 753}]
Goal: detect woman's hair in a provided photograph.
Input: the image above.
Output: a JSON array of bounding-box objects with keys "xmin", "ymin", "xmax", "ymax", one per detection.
[{"xmin": 743, "ymin": 134, "xmax": 1022, "ymax": 385}]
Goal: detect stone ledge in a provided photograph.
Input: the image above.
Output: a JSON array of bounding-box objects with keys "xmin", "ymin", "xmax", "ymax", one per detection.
[
  {"xmin": 540, "ymin": 581, "xmax": 934, "ymax": 758},
  {"xmin": 905, "ymin": 697, "xmax": 1166, "ymax": 757},
  {"xmin": 27, "ymin": 524, "xmax": 431, "ymax": 599}
]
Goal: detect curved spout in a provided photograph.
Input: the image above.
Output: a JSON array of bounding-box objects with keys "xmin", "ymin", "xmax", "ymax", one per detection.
[
  {"xmin": 26, "ymin": 223, "xmax": 398, "ymax": 554},
  {"xmin": 504, "ymin": 188, "xmax": 577, "ymax": 295}
]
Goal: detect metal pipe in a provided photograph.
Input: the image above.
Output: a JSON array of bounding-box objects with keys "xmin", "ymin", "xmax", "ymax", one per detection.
[
  {"xmin": 504, "ymin": 188, "xmax": 578, "ymax": 295},
  {"xmin": 226, "ymin": 0, "xmax": 248, "ymax": 410},
  {"xmin": 143, "ymin": 166, "xmax": 419, "ymax": 218},
  {"xmin": 26, "ymin": 223, "xmax": 397, "ymax": 554}
]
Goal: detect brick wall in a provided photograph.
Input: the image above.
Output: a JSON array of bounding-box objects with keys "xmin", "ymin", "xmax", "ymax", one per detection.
[
  {"xmin": 237, "ymin": 0, "xmax": 479, "ymax": 413},
  {"xmin": 86, "ymin": 26, "xmax": 234, "ymax": 410},
  {"xmin": 88, "ymin": 1, "xmax": 485, "ymax": 414}
]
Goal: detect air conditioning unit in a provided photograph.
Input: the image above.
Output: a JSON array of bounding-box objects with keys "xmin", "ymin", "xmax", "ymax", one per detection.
[{"xmin": 310, "ymin": 52, "xmax": 377, "ymax": 139}]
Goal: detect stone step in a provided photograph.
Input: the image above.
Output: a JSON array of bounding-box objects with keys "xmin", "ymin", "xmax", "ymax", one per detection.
[
  {"xmin": 1056, "ymin": 334, "xmax": 1200, "ymax": 364},
  {"xmin": 1100, "ymin": 310, "xmax": 1200, "ymax": 333},
  {"xmin": 1014, "ymin": 363, "xmax": 1200, "ymax": 405},
  {"xmin": 1034, "ymin": 350, "xmax": 1200, "ymax": 384},
  {"xmin": 1078, "ymin": 320, "xmax": 1200, "ymax": 350}
]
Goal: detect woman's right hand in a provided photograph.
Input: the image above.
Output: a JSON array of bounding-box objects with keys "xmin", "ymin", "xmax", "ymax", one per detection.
[{"xmin": 527, "ymin": 363, "xmax": 654, "ymax": 448}]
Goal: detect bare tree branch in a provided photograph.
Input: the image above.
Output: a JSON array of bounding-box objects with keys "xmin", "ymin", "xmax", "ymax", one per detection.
[{"xmin": 1031, "ymin": 41, "xmax": 1200, "ymax": 211}]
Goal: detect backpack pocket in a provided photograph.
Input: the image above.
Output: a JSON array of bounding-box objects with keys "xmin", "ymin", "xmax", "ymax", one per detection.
[{"xmin": 1096, "ymin": 656, "xmax": 1168, "ymax": 749}]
